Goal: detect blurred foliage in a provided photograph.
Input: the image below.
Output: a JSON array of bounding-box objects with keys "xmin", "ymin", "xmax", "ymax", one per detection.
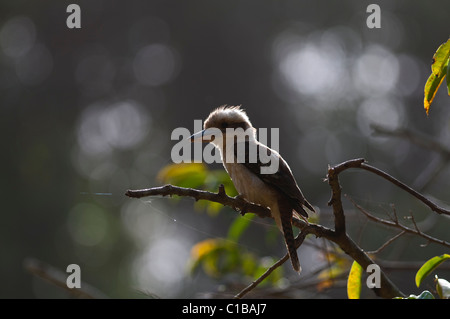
[
  {"xmin": 157, "ymin": 163, "xmax": 366, "ymax": 291},
  {"xmin": 188, "ymin": 238, "xmax": 283, "ymax": 285},
  {"xmin": 315, "ymin": 249, "xmax": 351, "ymax": 292},
  {"xmin": 424, "ymin": 38, "xmax": 450, "ymax": 114},
  {"xmin": 157, "ymin": 162, "xmax": 237, "ymax": 215},
  {"xmin": 157, "ymin": 163, "xmax": 237, "ymax": 196},
  {"xmin": 158, "ymin": 163, "xmax": 283, "ymax": 283}
]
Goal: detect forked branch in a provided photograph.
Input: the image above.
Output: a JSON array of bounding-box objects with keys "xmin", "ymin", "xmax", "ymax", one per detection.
[{"xmin": 126, "ymin": 158, "xmax": 449, "ymax": 298}]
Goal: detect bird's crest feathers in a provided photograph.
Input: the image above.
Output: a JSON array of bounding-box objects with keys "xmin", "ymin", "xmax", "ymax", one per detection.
[{"xmin": 204, "ymin": 105, "xmax": 253, "ymax": 130}]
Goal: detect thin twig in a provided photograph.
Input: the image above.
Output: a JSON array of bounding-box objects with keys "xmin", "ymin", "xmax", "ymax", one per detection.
[
  {"xmin": 347, "ymin": 197, "xmax": 450, "ymax": 249},
  {"xmin": 234, "ymin": 232, "xmax": 306, "ymax": 299},
  {"xmin": 371, "ymin": 124, "xmax": 450, "ymax": 158},
  {"xmin": 371, "ymin": 124, "xmax": 450, "ymax": 192},
  {"xmin": 367, "ymin": 231, "xmax": 406, "ymax": 255},
  {"xmin": 408, "ymin": 211, "xmax": 421, "ymax": 233},
  {"xmin": 359, "ymin": 162, "xmax": 450, "ymax": 216},
  {"xmin": 234, "ymin": 253, "xmax": 289, "ymax": 299}
]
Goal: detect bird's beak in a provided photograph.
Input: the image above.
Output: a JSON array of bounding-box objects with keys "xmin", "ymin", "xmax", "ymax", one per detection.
[{"xmin": 189, "ymin": 128, "xmax": 219, "ymax": 143}]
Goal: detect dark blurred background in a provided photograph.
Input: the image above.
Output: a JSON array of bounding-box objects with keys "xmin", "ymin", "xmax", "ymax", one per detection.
[{"xmin": 1, "ymin": 0, "xmax": 450, "ymax": 298}]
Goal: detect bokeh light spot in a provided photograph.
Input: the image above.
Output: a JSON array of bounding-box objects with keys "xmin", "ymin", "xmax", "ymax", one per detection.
[
  {"xmin": 352, "ymin": 45, "xmax": 399, "ymax": 97},
  {"xmin": 133, "ymin": 43, "xmax": 180, "ymax": 86},
  {"xmin": 76, "ymin": 100, "xmax": 151, "ymax": 157},
  {"xmin": 0, "ymin": 16, "xmax": 36, "ymax": 58}
]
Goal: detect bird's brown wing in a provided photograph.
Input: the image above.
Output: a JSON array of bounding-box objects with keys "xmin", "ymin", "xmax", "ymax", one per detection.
[{"xmin": 233, "ymin": 141, "xmax": 314, "ymax": 217}]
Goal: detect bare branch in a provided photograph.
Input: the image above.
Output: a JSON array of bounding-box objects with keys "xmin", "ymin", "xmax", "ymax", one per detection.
[
  {"xmin": 326, "ymin": 159, "xmax": 366, "ymax": 235},
  {"xmin": 359, "ymin": 162, "xmax": 450, "ymax": 216},
  {"xmin": 324, "ymin": 157, "xmax": 450, "ymax": 216},
  {"xmin": 128, "ymin": 157, "xmax": 449, "ymax": 298},
  {"xmin": 367, "ymin": 231, "xmax": 406, "ymax": 255},
  {"xmin": 126, "ymin": 184, "xmax": 272, "ymax": 219},
  {"xmin": 371, "ymin": 124, "xmax": 450, "ymax": 191},
  {"xmin": 371, "ymin": 124, "xmax": 450, "ymax": 158},
  {"xmin": 347, "ymin": 196, "xmax": 450, "ymax": 249}
]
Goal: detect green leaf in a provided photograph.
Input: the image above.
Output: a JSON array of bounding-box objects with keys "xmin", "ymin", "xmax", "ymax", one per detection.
[
  {"xmin": 415, "ymin": 254, "xmax": 450, "ymax": 287},
  {"xmin": 189, "ymin": 238, "xmax": 242, "ymax": 277},
  {"xmin": 424, "ymin": 38, "xmax": 450, "ymax": 115},
  {"xmin": 431, "ymin": 39, "xmax": 450, "ymax": 75},
  {"xmin": 347, "ymin": 261, "xmax": 363, "ymax": 299},
  {"xmin": 435, "ymin": 276, "xmax": 450, "ymax": 299},
  {"xmin": 241, "ymin": 252, "xmax": 258, "ymax": 276},
  {"xmin": 205, "ymin": 170, "xmax": 237, "ymax": 195},
  {"xmin": 157, "ymin": 163, "xmax": 237, "ymax": 214},
  {"xmin": 227, "ymin": 214, "xmax": 254, "ymax": 242},
  {"xmin": 157, "ymin": 163, "xmax": 207, "ymax": 189}
]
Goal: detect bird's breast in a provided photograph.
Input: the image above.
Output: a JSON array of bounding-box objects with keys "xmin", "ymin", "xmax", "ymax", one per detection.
[{"xmin": 224, "ymin": 162, "xmax": 278, "ymax": 208}]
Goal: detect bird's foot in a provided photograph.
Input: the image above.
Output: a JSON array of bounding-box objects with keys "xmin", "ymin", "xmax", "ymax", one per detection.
[{"xmin": 234, "ymin": 194, "xmax": 249, "ymax": 216}]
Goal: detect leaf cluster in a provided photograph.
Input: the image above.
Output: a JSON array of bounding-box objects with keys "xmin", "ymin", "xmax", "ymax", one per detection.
[{"xmin": 347, "ymin": 254, "xmax": 450, "ymax": 299}]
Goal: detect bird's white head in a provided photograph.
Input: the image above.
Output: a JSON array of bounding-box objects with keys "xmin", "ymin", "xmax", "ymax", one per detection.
[{"xmin": 190, "ymin": 105, "xmax": 257, "ymax": 149}]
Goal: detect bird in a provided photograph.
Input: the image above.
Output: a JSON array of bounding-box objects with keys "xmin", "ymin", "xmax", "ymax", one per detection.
[{"xmin": 189, "ymin": 105, "xmax": 315, "ymax": 273}]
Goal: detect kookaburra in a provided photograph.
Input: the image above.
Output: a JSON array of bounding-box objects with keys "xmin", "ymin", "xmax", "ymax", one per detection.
[{"xmin": 190, "ymin": 105, "xmax": 314, "ymax": 273}]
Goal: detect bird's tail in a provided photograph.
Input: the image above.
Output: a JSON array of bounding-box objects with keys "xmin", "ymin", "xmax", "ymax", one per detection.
[{"xmin": 280, "ymin": 209, "xmax": 301, "ymax": 273}]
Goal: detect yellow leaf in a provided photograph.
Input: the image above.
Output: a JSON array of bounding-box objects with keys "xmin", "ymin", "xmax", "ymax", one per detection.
[
  {"xmin": 317, "ymin": 278, "xmax": 334, "ymax": 291},
  {"xmin": 188, "ymin": 238, "xmax": 225, "ymax": 276},
  {"xmin": 424, "ymin": 71, "xmax": 447, "ymax": 115},
  {"xmin": 347, "ymin": 261, "xmax": 363, "ymax": 299},
  {"xmin": 190, "ymin": 238, "xmax": 222, "ymax": 261},
  {"xmin": 424, "ymin": 38, "xmax": 450, "ymax": 114}
]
